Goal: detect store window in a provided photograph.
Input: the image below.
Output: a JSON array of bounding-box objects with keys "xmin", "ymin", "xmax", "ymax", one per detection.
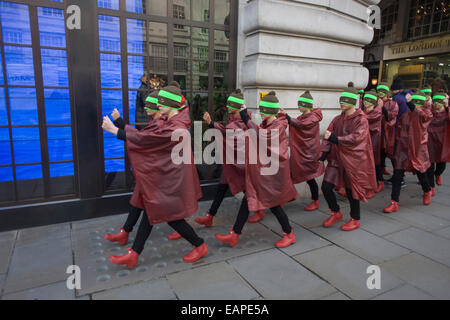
[
  {"xmin": 372, "ymin": 0, "xmax": 399, "ymax": 44},
  {"xmin": 408, "ymin": 0, "xmax": 450, "ymax": 39}
]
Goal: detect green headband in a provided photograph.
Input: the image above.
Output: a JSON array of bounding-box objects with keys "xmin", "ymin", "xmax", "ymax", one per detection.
[
  {"xmin": 144, "ymin": 106, "xmax": 159, "ymax": 112},
  {"xmin": 340, "ymin": 102, "xmax": 356, "ymax": 106},
  {"xmin": 146, "ymin": 96, "xmax": 158, "ymax": 104},
  {"xmin": 259, "ymin": 100, "xmax": 280, "ymax": 109},
  {"xmin": 226, "ymin": 105, "xmax": 241, "ymax": 110},
  {"xmin": 421, "ymin": 89, "xmax": 432, "ymax": 94},
  {"xmin": 377, "ymin": 85, "xmax": 390, "ymax": 92},
  {"xmin": 227, "ymin": 96, "xmax": 244, "ymax": 105},
  {"xmin": 364, "ymin": 94, "xmax": 377, "ymax": 101},
  {"xmin": 159, "ymin": 90, "xmax": 182, "ymax": 103},
  {"xmin": 341, "ymin": 92, "xmax": 358, "ymax": 100},
  {"xmin": 259, "ymin": 111, "xmax": 278, "ymax": 116},
  {"xmin": 411, "ymin": 95, "xmax": 426, "ymax": 101},
  {"xmin": 359, "ymin": 89, "xmax": 364, "ymax": 94},
  {"xmin": 433, "ymin": 95, "xmax": 446, "ymax": 101},
  {"xmin": 298, "ymin": 97, "xmax": 314, "ymax": 104}
]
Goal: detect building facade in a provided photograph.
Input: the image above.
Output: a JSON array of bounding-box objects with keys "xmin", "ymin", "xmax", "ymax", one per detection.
[
  {"xmin": 0, "ymin": 0, "xmax": 378, "ymax": 230},
  {"xmin": 364, "ymin": 0, "xmax": 450, "ymax": 91}
]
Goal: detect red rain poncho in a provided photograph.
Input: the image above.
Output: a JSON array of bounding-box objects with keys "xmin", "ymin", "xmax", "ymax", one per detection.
[
  {"xmin": 381, "ymin": 100, "xmax": 399, "ymax": 158},
  {"xmin": 288, "ymin": 109, "xmax": 325, "ymax": 184},
  {"xmin": 321, "ymin": 118, "xmax": 340, "ymax": 186},
  {"xmin": 213, "ymin": 114, "xmax": 249, "ymax": 195},
  {"xmin": 125, "ymin": 108, "xmax": 202, "ymax": 225},
  {"xmin": 428, "ymin": 109, "xmax": 450, "ymax": 163},
  {"xmin": 363, "ymin": 105, "xmax": 383, "ymax": 165},
  {"xmin": 324, "ymin": 109, "xmax": 377, "ymax": 202},
  {"xmin": 244, "ymin": 115, "xmax": 298, "ymax": 211},
  {"xmin": 394, "ymin": 107, "xmax": 433, "ymax": 173}
]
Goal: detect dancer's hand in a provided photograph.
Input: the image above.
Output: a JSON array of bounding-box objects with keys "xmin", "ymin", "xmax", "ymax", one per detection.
[
  {"xmin": 324, "ymin": 130, "xmax": 332, "ymax": 140},
  {"xmin": 102, "ymin": 116, "xmax": 118, "ymax": 135},
  {"xmin": 405, "ymin": 93, "xmax": 412, "ymax": 103},
  {"xmin": 203, "ymin": 112, "xmax": 212, "ymax": 125},
  {"xmin": 241, "ymin": 104, "xmax": 247, "ymax": 110},
  {"xmin": 111, "ymin": 108, "xmax": 121, "ymax": 120}
]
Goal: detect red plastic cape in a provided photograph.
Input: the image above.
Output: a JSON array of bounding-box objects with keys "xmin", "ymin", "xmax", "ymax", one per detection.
[
  {"xmin": 328, "ymin": 109, "xmax": 377, "ymax": 202},
  {"xmin": 288, "ymin": 109, "xmax": 325, "ymax": 184},
  {"xmin": 381, "ymin": 100, "xmax": 398, "ymax": 158},
  {"xmin": 363, "ymin": 105, "xmax": 383, "ymax": 165},
  {"xmin": 394, "ymin": 107, "xmax": 433, "ymax": 173},
  {"xmin": 125, "ymin": 108, "xmax": 202, "ymax": 225},
  {"xmin": 244, "ymin": 115, "xmax": 298, "ymax": 211},
  {"xmin": 428, "ymin": 109, "xmax": 450, "ymax": 163},
  {"xmin": 321, "ymin": 118, "xmax": 340, "ymax": 186},
  {"xmin": 213, "ymin": 113, "xmax": 249, "ymax": 195}
]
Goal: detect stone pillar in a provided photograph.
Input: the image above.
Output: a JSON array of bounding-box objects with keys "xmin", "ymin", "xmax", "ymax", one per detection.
[{"xmin": 237, "ymin": 0, "xmax": 380, "ymax": 127}]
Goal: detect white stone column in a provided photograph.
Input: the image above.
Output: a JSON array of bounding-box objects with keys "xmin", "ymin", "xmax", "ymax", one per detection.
[{"xmin": 237, "ymin": 0, "xmax": 380, "ymax": 127}]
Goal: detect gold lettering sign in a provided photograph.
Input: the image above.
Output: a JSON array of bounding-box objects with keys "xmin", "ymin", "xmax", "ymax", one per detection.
[{"xmin": 384, "ymin": 35, "xmax": 450, "ymax": 60}]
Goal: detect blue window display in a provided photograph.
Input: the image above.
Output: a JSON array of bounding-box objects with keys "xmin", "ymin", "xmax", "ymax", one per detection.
[
  {"xmin": 9, "ymin": 87, "xmax": 38, "ymax": 126},
  {"xmin": 44, "ymin": 89, "xmax": 71, "ymax": 125},
  {"xmin": 0, "ymin": 166, "xmax": 13, "ymax": 182},
  {"xmin": 47, "ymin": 126, "xmax": 73, "ymax": 162},
  {"xmin": 128, "ymin": 91, "xmax": 137, "ymax": 124},
  {"xmin": 0, "ymin": 2, "xmax": 32, "ymax": 45},
  {"xmin": 12, "ymin": 127, "xmax": 41, "ymax": 164},
  {"xmin": 0, "ymin": 127, "xmax": 11, "ymax": 165},
  {"xmin": 100, "ymin": 53, "xmax": 122, "ymax": 88},
  {"xmin": 105, "ymin": 159, "xmax": 125, "ymax": 173},
  {"xmin": 126, "ymin": 0, "xmax": 143, "ymax": 14},
  {"xmin": 127, "ymin": 19, "xmax": 144, "ymax": 54},
  {"xmin": 38, "ymin": 7, "xmax": 66, "ymax": 48},
  {"xmin": 16, "ymin": 164, "xmax": 42, "ymax": 180},
  {"xmin": 128, "ymin": 55, "xmax": 144, "ymax": 89},
  {"xmin": 50, "ymin": 162, "xmax": 74, "ymax": 178},
  {"xmin": 0, "ymin": 87, "xmax": 7, "ymax": 126},
  {"xmin": 104, "ymin": 132, "xmax": 124, "ymax": 159},
  {"xmin": 98, "ymin": 15, "xmax": 120, "ymax": 52},
  {"xmin": 41, "ymin": 49, "xmax": 69, "ymax": 87},
  {"xmin": 98, "ymin": 0, "xmax": 119, "ymax": 10},
  {"xmin": 101, "ymin": 89, "xmax": 122, "ymax": 116},
  {"xmin": 4, "ymin": 45, "xmax": 35, "ymax": 86}
]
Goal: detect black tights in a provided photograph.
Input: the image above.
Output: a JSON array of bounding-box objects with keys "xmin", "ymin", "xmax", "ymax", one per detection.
[
  {"xmin": 306, "ymin": 179, "xmax": 319, "ymax": 201},
  {"xmin": 391, "ymin": 169, "xmax": 431, "ymax": 202},
  {"xmin": 380, "ymin": 148, "xmax": 394, "ymax": 169},
  {"xmin": 427, "ymin": 163, "xmax": 447, "ymax": 188},
  {"xmin": 130, "ymin": 208, "xmax": 204, "ymax": 254},
  {"xmin": 123, "ymin": 204, "xmax": 143, "ymax": 233},
  {"xmin": 321, "ymin": 181, "xmax": 360, "ymax": 220},
  {"xmin": 209, "ymin": 183, "xmax": 229, "ymax": 216},
  {"xmin": 376, "ymin": 165, "xmax": 383, "ymax": 182},
  {"xmin": 232, "ymin": 197, "xmax": 292, "ymax": 235}
]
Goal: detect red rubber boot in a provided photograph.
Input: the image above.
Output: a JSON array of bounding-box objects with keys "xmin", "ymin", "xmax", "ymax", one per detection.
[
  {"xmin": 322, "ymin": 211, "xmax": 343, "ymax": 228},
  {"xmin": 383, "ymin": 201, "xmax": 399, "ymax": 213},
  {"xmin": 366, "ymin": 191, "xmax": 375, "ymax": 199},
  {"xmin": 168, "ymin": 231, "xmax": 182, "ymax": 241},
  {"xmin": 423, "ymin": 191, "xmax": 432, "ymax": 205},
  {"xmin": 275, "ymin": 230, "xmax": 296, "ymax": 248},
  {"xmin": 382, "ymin": 167, "xmax": 391, "ymax": 175},
  {"xmin": 431, "ymin": 187, "xmax": 436, "ymax": 197},
  {"xmin": 304, "ymin": 200, "xmax": 320, "ymax": 212},
  {"xmin": 194, "ymin": 213, "xmax": 214, "ymax": 227},
  {"xmin": 336, "ymin": 189, "xmax": 347, "ymax": 197},
  {"xmin": 104, "ymin": 227, "xmax": 129, "ymax": 245},
  {"xmin": 375, "ymin": 181, "xmax": 385, "ymax": 193},
  {"xmin": 183, "ymin": 243, "xmax": 209, "ymax": 263},
  {"xmin": 215, "ymin": 230, "xmax": 240, "ymax": 247},
  {"xmin": 436, "ymin": 175, "xmax": 443, "ymax": 186},
  {"xmin": 109, "ymin": 248, "xmax": 139, "ymax": 269},
  {"xmin": 341, "ymin": 219, "xmax": 360, "ymax": 231},
  {"xmin": 248, "ymin": 210, "xmax": 266, "ymax": 223}
]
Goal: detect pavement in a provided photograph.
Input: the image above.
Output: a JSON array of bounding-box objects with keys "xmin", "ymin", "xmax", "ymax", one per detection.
[{"xmin": 1, "ymin": 167, "xmax": 450, "ymax": 300}]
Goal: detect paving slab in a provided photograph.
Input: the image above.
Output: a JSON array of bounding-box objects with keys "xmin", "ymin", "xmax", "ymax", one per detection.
[
  {"xmin": 402, "ymin": 201, "xmax": 450, "ymax": 222},
  {"xmin": 310, "ymin": 226, "xmax": 410, "ymax": 264},
  {"xmin": 294, "ymin": 245, "xmax": 403, "ymax": 300},
  {"xmin": 229, "ymin": 249, "xmax": 335, "ymax": 300},
  {"xmin": 372, "ymin": 284, "xmax": 433, "ymax": 300},
  {"xmin": 72, "ymin": 198, "xmax": 281, "ymax": 296},
  {"xmin": 384, "ymin": 206, "xmax": 449, "ymax": 232},
  {"xmin": 167, "ymin": 262, "xmax": 259, "ymax": 300},
  {"xmin": 287, "ymin": 208, "xmax": 331, "ymax": 229},
  {"xmin": 385, "ymin": 228, "xmax": 450, "ymax": 267},
  {"xmin": 435, "ymin": 226, "xmax": 450, "ymax": 240},
  {"xmin": 92, "ymin": 277, "xmax": 176, "ymax": 300},
  {"xmin": 16, "ymin": 223, "xmax": 71, "ymax": 247},
  {"xmin": 380, "ymin": 253, "xmax": 450, "ymax": 299},
  {"xmin": 0, "ymin": 274, "xmax": 5, "ymax": 296},
  {"xmin": 0, "ymin": 237, "xmax": 15, "ymax": 274},
  {"xmin": 320, "ymin": 292, "xmax": 351, "ymax": 300},
  {"xmin": 3, "ymin": 234, "xmax": 73, "ymax": 294},
  {"xmin": 2, "ymin": 281, "xmax": 75, "ymax": 300},
  {"xmin": 0, "ymin": 230, "xmax": 17, "ymax": 242},
  {"xmin": 359, "ymin": 211, "xmax": 410, "ymax": 237}
]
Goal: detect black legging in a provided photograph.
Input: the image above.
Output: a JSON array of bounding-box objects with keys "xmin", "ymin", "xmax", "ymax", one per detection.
[
  {"xmin": 321, "ymin": 181, "xmax": 360, "ymax": 220},
  {"xmin": 376, "ymin": 165, "xmax": 383, "ymax": 182},
  {"xmin": 306, "ymin": 179, "xmax": 319, "ymax": 201},
  {"xmin": 427, "ymin": 163, "xmax": 447, "ymax": 188},
  {"xmin": 123, "ymin": 204, "xmax": 143, "ymax": 233},
  {"xmin": 132, "ymin": 214, "xmax": 204, "ymax": 254},
  {"xmin": 391, "ymin": 169, "xmax": 431, "ymax": 202},
  {"xmin": 232, "ymin": 196, "xmax": 292, "ymax": 235},
  {"xmin": 380, "ymin": 148, "xmax": 395, "ymax": 169},
  {"xmin": 209, "ymin": 183, "xmax": 229, "ymax": 216}
]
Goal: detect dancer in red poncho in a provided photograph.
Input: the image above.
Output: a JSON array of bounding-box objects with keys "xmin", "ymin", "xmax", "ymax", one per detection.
[
  {"xmin": 426, "ymin": 91, "xmax": 449, "ymax": 192},
  {"xmin": 377, "ymin": 82, "xmax": 399, "ymax": 177},
  {"xmin": 362, "ymin": 90, "xmax": 384, "ymax": 196},
  {"xmin": 320, "ymin": 86, "xmax": 377, "ymax": 231},
  {"xmin": 192, "ymin": 89, "xmax": 267, "ymax": 227},
  {"xmin": 101, "ymin": 81, "xmax": 208, "ymax": 268},
  {"xmin": 215, "ymin": 91, "xmax": 298, "ymax": 248},
  {"xmin": 284, "ymin": 90, "xmax": 324, "ymax": 211},
  {"xmin": 384, "ymin": 90, "xmax": 434, "ymax": 213}
]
